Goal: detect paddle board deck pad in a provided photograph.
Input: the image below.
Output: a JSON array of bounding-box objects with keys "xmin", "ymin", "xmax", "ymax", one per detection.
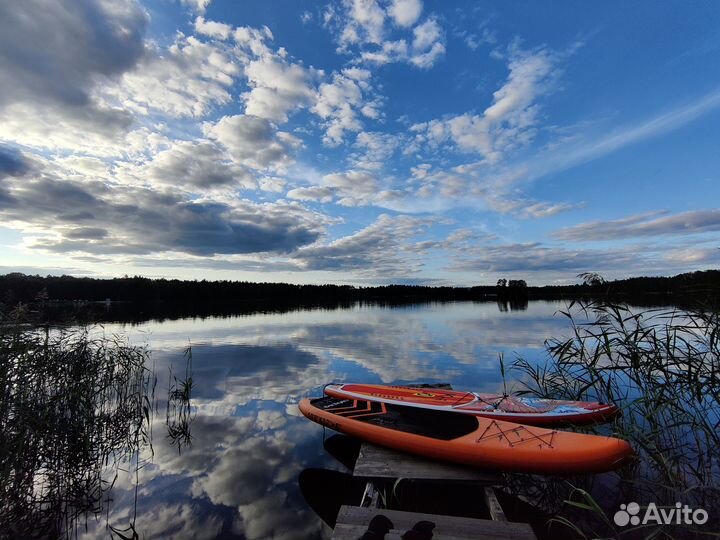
[
  {"xmin": 299, "ymin": 397, "xmax": 633, "ymax": 474},
  {"xmin": 324, "ymin": 383, "xmax": 619, "ymax": 426}
]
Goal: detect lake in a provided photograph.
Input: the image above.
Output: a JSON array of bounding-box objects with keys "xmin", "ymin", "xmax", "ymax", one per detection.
[
  {"xmin": 65, "ymin": 298, "xmax": 710, "ymax": 539},
  {"xmin": 66, "ymin": 299, "xmax": 582, "ymax": 539}
]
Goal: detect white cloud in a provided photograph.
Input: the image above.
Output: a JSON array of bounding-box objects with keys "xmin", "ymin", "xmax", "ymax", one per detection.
[
  {"xmin": 411, "ymin": 163, "xmax": 432, "ymax": 179},
  {"xmin": 0, "ymin": 0, "xmax": 149, "ymax": 154},
  {"xmin": 328, "ymin": 0, "xmax": 444, "ymax": 68},
  {"xmin": 296, "ymin": 213, "xmax": 435, "ymax": 275},
  {"xmin": 554, "ymin": 209, "xmax": 720, "ymax": 241},
  {"xmin": 457, "ymin": 26, "xmax": 497, "ymax": 51},
  {"xmin": 309, "ymin": 68, "xmax": 382, "ymax": 145},
  {"xmin": 445, "ymin": 237, "xmax": 720, "ymax": 282},
  {"xmin": 518, "ymin": 201, "xmax": 583, "ymax": 218},
  {"xmin": 663, "ymin": 247, "xmax": 720, "ymax": 264},
  {"xmin": 339, "ymin": 0, "xmax": 386, "ymax": 48},
  {"xmin": 312, "ymin": 72, "xmax": 368, "ymax": 145},
  {"xmin": 138, "ymin": 140, "xmax": 256, "ymax": 190},
  {"xmin": 233, "ymin": 25, "xmax": 275, "ymax": 54},
  {"xmin": 411, "ymin": 45, "xmax": 561, "ymax": 162},
  {"xmin": 55, "ymin": 156, "xmax": 112, "ymax": 179},
  {"xmin": 162, "ymin": 22, "xmax": 319, "ymax": 124},
  {"xmin": 194, "ymin": 16, "xmax": 232, "ymax": 40},
  {"xmin": 358, "ymin": 19, "xmax": 445, "ymax": 68},
  {"xmin": 313, "ymin": 73, "xmax": 363, "ymax": 117},
  {"xmin": 204, "ymin": 115, "xmax": 301, "ymax": 171},
  {"xmin": 350, "ymin": 131, "xmax": 401, "ymax": 169},
  {"xmin": 412, "ymin": 17, "xmax": 440, "ymax": 51},
  {"xmin": 258, "ymin": 176, "xmax": 287, "ymax": 192},
  {"xmin": 449, "ymin": 242, "xmax": 637, "ymax": 274},
  {"xmin": 4, "ymin": 0, "xmax": 716, "ymax": 285},
  {"xmin": 323, "ymin": 170, "xmax": 380, "ymax": 206},
  {"xmin": 287, "ymin": 165, "xmax": 402, "ymax": 207},
  {"xmin": 343, "ymin": 67, "xmax": 372, "ymax": 81},
  {"xmin": 0, "ymin": 0, "xmax": 147, "ymax": 113},
  {"xmin": 0, "ymin": 103, "xmax": 134, "ymax": 156},
  {"xmin": 478, "ymin": 190, "xmax": 583, "ymax": 218},
  {"xmin": 180, "ymin": 0, "xmax": 211, "ymax": 14},
  {"xmin": 529, "ymin": 88, "xmax": 720, "ymax": 182},
  {"xmin": 410, "ymin": 40, "xmax": 445, "ymax": 68},
  {"xmin": 346, "ymin": 156, "xmax": 582, "ymax": 218},
  {"xmin": 286, "ymin": 186, "xmax": 334, "ymax": 203},
  {"xmin": 360, "ymin": 38, "xmax": 408, "ymax": 64},
  {"xmin": 102, "ymin": 35, "xmax": 240, "ymax": 118},
  {"xmin": 388, "ymin": 0, "xmax": 423, "ymax": 27},
  {"xmin": 401, "ymin": 85, "xmax": 720, "ymax": 220},
  {"xmin": 242, "ymin": 56, "xmax": 316, "ymax": 123},
  {"xmin": 0, "ymin": 151, "xmax": 327, "ymax": 257}
]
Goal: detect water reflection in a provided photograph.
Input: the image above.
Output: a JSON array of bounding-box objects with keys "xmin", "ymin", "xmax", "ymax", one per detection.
[
  {"xmin": 496, "ymin": 297, "xmax": 529, "ymax": 312},
  {"xmin": 77, "ymin": 300, "xmax": 577, "ymax": 539}
]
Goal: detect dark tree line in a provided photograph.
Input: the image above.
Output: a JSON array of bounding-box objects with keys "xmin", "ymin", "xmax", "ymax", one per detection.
[
  {"xmin": 531, "ymin": 270, "xmax": 720, "ymax": 308},
  {"xmin": 0, "ymin": 273, "xmax": 496, "ymax": 309},
  {"xmin": 0, "ymin": 270, "xmax": 717, "ymax": 322}
]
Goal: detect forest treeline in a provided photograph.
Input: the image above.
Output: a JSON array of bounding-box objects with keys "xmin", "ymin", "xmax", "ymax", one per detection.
[{"xmin": 1, "ymin": 269, "xmax": 718, "ymax": 309}]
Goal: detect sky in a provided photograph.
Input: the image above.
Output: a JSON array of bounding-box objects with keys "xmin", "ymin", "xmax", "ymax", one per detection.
[{"xmin": 1, "ymin": 0, "xmax": 719, "ymax": 286}]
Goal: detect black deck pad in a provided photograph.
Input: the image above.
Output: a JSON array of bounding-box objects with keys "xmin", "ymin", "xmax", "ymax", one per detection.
[{"xmin": 311, "ymin": 396, "xmax": 479, "ymax": 441}]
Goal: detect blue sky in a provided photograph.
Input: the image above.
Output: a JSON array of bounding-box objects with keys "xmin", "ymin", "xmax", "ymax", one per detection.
[{"xmin": 1, "ymin": 0, "xmax": 719, "ymax": 285}]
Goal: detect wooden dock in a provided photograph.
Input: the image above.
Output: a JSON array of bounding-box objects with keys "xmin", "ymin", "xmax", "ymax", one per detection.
[{"xmin": 331, "ymin": 442, "xmax": 537, "ymax": 540}]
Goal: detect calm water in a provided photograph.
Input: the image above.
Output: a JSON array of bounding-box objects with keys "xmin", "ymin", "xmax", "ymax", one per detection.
[{"xmin": 78, "ymin": 300, "xmax": 595, "ymax": 539}]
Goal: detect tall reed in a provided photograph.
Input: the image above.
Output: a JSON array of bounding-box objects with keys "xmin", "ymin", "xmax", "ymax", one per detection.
[
  {"xmin": 166, "ymin": 346, "xmax": 195, "ymax": 453},
  {"xmin": 512, "ymin": 299, "xmax": 720, "ymax": 539},
  {"xmin": 0, "ymin": 309, "xmax": 155, "ymax": 539}
]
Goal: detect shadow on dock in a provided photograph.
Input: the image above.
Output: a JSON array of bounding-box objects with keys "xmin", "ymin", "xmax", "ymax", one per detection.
[{"xmin": 300, "ymin": 435, "xmax": 561, "ymax": 540}]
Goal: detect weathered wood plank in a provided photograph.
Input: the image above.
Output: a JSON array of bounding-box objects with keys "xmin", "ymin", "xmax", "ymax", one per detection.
[
  {"xmin": 354, "ymin": 443, "xmax": 504, "ymax": 483},
  {"xmin": 483, "ymin": 487, "xmax": 507, "ymax": 521},
  {"xmin": 331, "ymin": 523, "xmax": 470, "ymax": 540},
  {"xmin": 333, "ymin": 506, "xmax": 536, "ymax": 540}
]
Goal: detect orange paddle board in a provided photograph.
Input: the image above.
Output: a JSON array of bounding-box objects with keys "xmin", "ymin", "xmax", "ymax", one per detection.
[{"xmin": 300, "ymin": 396, "xmax": 632, "ymax": 474}]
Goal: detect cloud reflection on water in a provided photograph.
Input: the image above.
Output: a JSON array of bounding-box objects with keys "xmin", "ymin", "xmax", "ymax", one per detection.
[{"xmin": 87, "ymin": 300, "xmax": 570, "ymax": 538}]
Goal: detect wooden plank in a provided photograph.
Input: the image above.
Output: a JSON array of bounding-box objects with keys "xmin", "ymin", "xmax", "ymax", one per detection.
[
  {"xmin": 354, "ymin": 443, "xmax": 504, "ymax": 484},
  {"xmin": 333, "ymin": 506, "xmax": 536, "ymax": 540},
  {"xmin": 483, "ymin": 487, "xmax": 507, "ymax": 521},
  {"xmin": 331, "ymin": 523, "xmax": 470, "ymax": 540}
]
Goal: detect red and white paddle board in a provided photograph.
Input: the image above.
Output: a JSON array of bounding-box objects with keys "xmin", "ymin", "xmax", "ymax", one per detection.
[{"xmin": 324, "ymin": 383, "xmax": 619, "ymax": 427}]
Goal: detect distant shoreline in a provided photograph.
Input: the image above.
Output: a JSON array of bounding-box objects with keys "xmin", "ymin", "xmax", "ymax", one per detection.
[{"xmin": 1, "ymin": 270, "xmax": 718, "ymax": 324}]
